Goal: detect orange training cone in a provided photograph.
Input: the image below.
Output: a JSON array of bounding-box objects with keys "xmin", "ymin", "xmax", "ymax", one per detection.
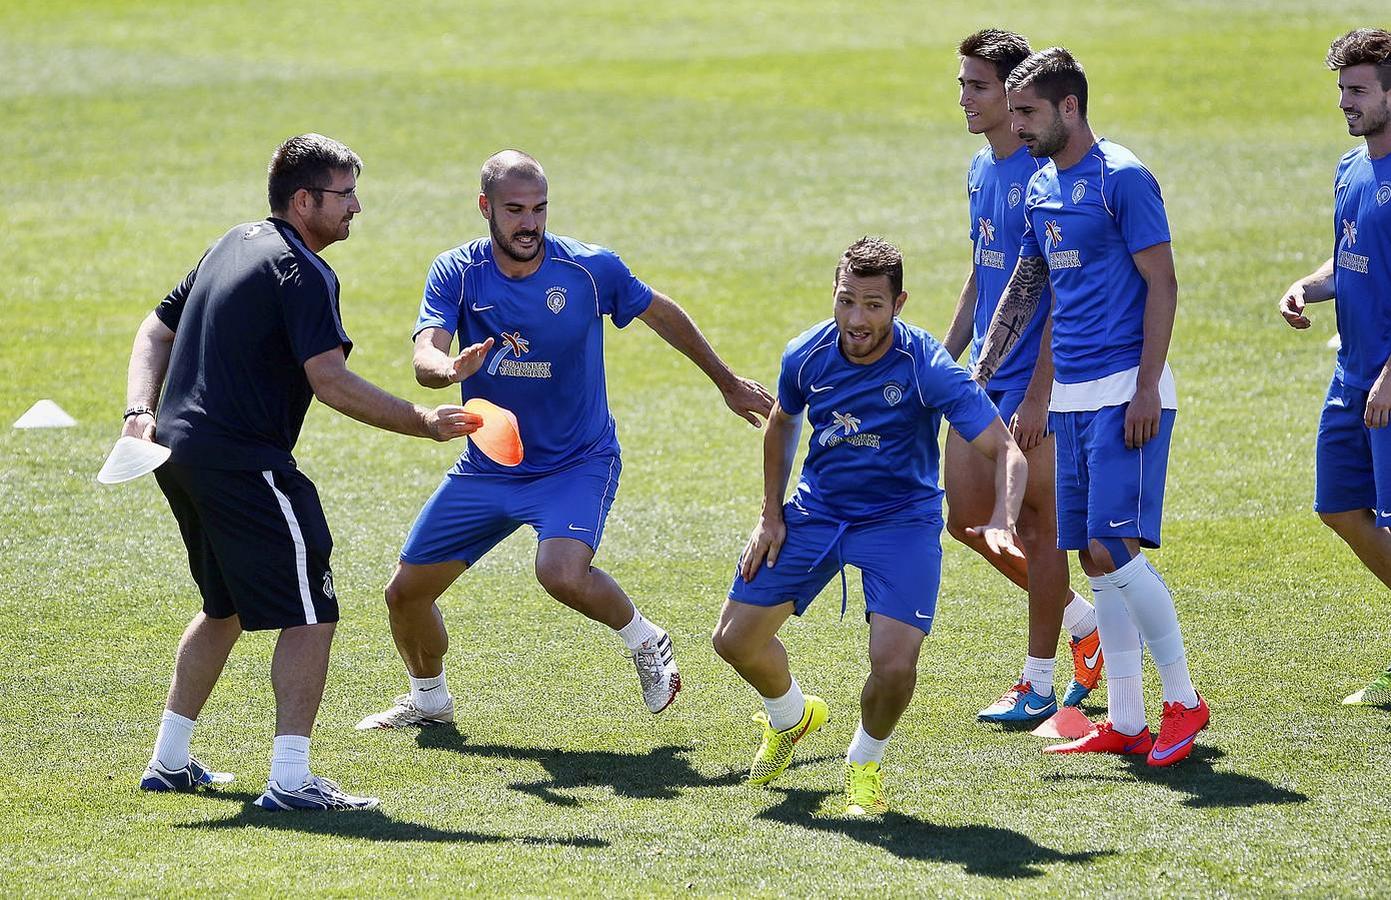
[
  {"xmin": 462, "ymin": 397, "xmax": 524, "ymax": 467},
  {"xmin": 1031, "ymin": 705, "xmax": 1094, "ymax": 739}
]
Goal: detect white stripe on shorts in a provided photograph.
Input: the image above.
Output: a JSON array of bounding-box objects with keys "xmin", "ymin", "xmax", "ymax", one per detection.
[{"xmin": 262, "ymin": 470, "xmax": 317, "ymax": 625}]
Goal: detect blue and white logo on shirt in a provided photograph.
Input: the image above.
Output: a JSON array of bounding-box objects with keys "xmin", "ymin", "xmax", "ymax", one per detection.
[
  {"xmin": 545, "ymin": 286, "xmax": 566, "ymax": 313},
  {"xmin": 1071, "ymin": 179, "xmax": 1087, "ymax": 204},
  {"xmin": 1377, "ymin": 182, "xmax": 1391, "ymax": 206},
  {"xmin": 817, "ymin": 410, "xmax": 880, "ymax": 449},
  {"xmin": 1007, "ymin": 183, "xmax": 1023, "ymax": 208}
]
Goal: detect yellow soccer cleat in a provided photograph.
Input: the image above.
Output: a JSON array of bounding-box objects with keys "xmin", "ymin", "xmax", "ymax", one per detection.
[
  {"xmin": 844, "ymin": 760, "xmax": 888, "ymax": 816},
  {"xmin": 746, "ymin": 696, "xmax": 829, "ymax": 785}
]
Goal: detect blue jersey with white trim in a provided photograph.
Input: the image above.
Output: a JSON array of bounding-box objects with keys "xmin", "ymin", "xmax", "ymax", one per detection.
[
  {"xmin": 777, "ymin": 319, "xmax": 999, "ymax": 522},
  {"xmin": 1332, "ymin": 146, "xmax": 1391, "ymax": 390},
  {"xmin": 415, "ymin": 233, "xmax": 654, "ymax": 475},
  {"xmin": 1018, "ymin": 139, "xmax": 1171, "ymax": 384},
  {"xmin": 968, "ymin": 144, "xmax": 1047, "ymax": 390}
]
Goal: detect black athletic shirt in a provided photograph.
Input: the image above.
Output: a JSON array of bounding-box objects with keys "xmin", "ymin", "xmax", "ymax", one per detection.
[{"xmin": 154, "ymin": 218, "xmax": 353, "ymax": 470}]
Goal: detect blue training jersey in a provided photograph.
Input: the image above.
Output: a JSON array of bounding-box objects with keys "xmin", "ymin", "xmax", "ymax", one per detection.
[
  {"xmin": 1332, "ymin": 146, "xmax": 1391, "ymax": 390},
  {"xmin": 414, "ymin": 233, "xmax": 654, "ymax": 476},
  {"xmin": 968, "ymin": 144, "xmax": 1048, "ymax": 390},
  {"xmin": 1018, "ymin": 139, "xmax": 1171, "ymax": 385},
  {"xmin": 777, "ymin": 319, "xmax": 999, "ymax": 522}
]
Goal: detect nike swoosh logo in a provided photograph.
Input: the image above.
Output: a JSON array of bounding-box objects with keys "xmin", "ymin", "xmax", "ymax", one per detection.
[
  {"xmin": 1123, "ymin": 735, "xmax": 1151, "ymax": 753},
  {"xmin": 1379, "ymin": 510, "xmax": 1391, "ymax": 519},
  {"xmin": 809, "ymin": 383, "xmax": 833, "ymax": 394},
  {"xmin": 471, "ymin": 303, "xmax": 494, "ymax": 312},
  {"xmin": 1023, "ymin": 702, "xmax": 1053, "ymax": 715},
  {"xmin": 914, "ymin": 610, "xmax": 933, "ymax": 620},
  {"xmin": 418, "ymin": 685, "xmax": 439, "ymax": 692},
  {"xmin": 1084, "ymin": 648, "xmax": 1101, "ymax": 668},
  {"xmin": 1107, "ymin": 519, "xmax": 1134, "ymax": 528},
  {"xmin": 1148, "ymin": 734, "xmax": 1195, "ymax": 760},
  {"xmin": 567, "ymin": 524, "xmax": 592, "ymax": 532}
]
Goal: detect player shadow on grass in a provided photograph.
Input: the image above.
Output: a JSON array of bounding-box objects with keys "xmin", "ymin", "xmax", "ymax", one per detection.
[
  {"xmin": 178, "ymin": 789, "xmax": 608, "ymax": 847},
  {"xmin": 416, "ymin": 725, "xmax": 834, "ymax": 806},
  {"xmin": 755, "ymin": 788, "xmax": 1112, "ymax": 878},
  {"xmin": 1041, "ymin": 746, "xmax": 1308, "ymax": 809}
]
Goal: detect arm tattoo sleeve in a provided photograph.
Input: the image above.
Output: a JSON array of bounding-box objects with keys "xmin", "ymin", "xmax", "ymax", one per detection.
[{"xmin": 973, "ymin": 256, "xmax": 1048, "ymax": 384}]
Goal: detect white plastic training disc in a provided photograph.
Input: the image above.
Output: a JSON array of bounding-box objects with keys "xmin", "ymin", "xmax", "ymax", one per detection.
[{"xmin": 96, "ymin": 436, "xmax": 172, "ymax": 485}]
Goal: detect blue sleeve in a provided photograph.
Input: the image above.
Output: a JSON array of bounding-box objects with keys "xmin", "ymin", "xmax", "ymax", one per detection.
[
  {"xmin": 277, "ymin": 258, "xmax": 350, "ymax": 365},
  {"xmin": 1018, "ymin": 175, "xmax": 1043, "ymax": 259},
  {"xmin": 916, "ymin": 339, "xmax": 998, "ymax": 441},
  {"xmin": 414, "ymin": 253, "xmax": 462, "ymax": 340},
  {"xmin": 967, "ymin": 160, "xmax": 979, "ymax": 243},
  {"xmin": 776, "ymin": 339, "xmax": 808, "ymax": 417},
  {"xmin": 594, "ymin": 248, "xmax": 654, "ymax": 328},
  {"xmin": 1109, "ymin": 164, "xmax": 1171, "ymax": 255}
]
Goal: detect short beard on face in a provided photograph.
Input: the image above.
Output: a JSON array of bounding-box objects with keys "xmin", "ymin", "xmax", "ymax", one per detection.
[
  {"xmin": 1030, "ymin": 112, "xmax": 1069, "ymax": 158},
  {"xmin": 1359, "ymin": 99, "xmax": 1391, "ymax": 137},
  {"xmin": 489, "ymin": 216, "xmax": 542, "ymax": 263}
]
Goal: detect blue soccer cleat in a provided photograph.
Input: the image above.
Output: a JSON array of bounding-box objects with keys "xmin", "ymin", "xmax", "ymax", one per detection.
[
  {"xmin": 978, "ymin": 680, "xmax": 1057, "ymax": 723},
  {"xmin": 254, "ymin": 775, "xmax": 380, "ymax": 811},
  {"xmin": 140, "ymin": 757, "xmax": 235, "ymax": 792}
]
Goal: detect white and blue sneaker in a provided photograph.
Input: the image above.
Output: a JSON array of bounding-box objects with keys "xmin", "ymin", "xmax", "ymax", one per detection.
[
  {"xmin": 977, "ymin": 680, "xmax": 1057, "ymax": 723},
  {"xmin": 254, "ymin": 775, "xmax": 380, "ymax": 811},
  {"xmin": 140, "ymin": 757, "xmax": 235, "ymax": 792}
]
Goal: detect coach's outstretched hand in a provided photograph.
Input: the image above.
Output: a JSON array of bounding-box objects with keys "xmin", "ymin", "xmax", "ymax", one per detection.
[
  {"xmin": 963, "ymin": 520, "xmax": 1024, "ymax": 559},
  {"xmin": 739, "ymin": 511, "xmax": 787, "ymax": 583},
  {"xmin": 721, "ymin": 376, "xmax": 775, "ymax": 427},
  {"xmin": 424, "ymin": 406, "xmax": 484, "ymax": 442}
]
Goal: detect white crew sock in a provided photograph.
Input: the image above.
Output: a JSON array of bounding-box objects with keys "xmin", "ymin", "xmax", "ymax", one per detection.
[
  {"xmin": 1090, "ymin": 574, "xmax": 1146, "ymax": 734},
  {"xmin": 846, "ymin": 720, "xmax": 891, "ymax": 765},
  {"xmin": 761, "ymin": 677, "xmax": 806, "ymax": 732},
  {"xmin": 269, "ymin": 734, "xmax": 311, "ymax": 788},
  {"xmin": 616, "ymin": 606, "xmax": 660, "ymax": 651},
  {"xmin": 1062, "ymin": 591, "xmax": 1098, "ymax": 640},
  {"xmin": 151, "ymin": 709, "xmax": 195, "ymax": 770},
  {"xmin": 1021, "ymin": 656, "xmax": 1056, "ymax": 697},
  {"xmin": 1110, "ymin": 554, "xmax": 1198, "ymax": 707},
  {"xmin": 409, "ymin": 673, "xmax": 451, "ymax": 715}
]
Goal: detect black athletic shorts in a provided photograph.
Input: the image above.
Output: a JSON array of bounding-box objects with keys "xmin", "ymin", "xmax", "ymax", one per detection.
[{"xmin": 155, "ymin": 462, "xmax": 339, "ymax": 631}]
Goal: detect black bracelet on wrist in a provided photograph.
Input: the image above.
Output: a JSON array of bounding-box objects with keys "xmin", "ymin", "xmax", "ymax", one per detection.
[{"xmin": 123, "ymin": 405, "xmax": 156, "ymax": 420}]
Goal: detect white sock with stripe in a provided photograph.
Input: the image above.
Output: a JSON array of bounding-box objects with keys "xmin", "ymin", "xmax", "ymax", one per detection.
[
  {"xmin": 409, "ymin": 673, "xmax": 451, "ymax": 715},
  {"xmin": 270, "ymin": 734, "xmax": 311, "ymax": 788},
  {"xmin": 151, "ymin": 709, "xmax": 195, "ymax": 770},
  {"xmin": 846, "ymin": 720, "xmax": 890, "ymax": 765},
  {"xmin": 616, "ymin": 606, "xmax": 660, "ymax": 651},
  {"xmin": 1110, "ymin": 554, "xmax": 1199, "ymax": 707},
  {"xmin": 761, "ymin": 676, "xmax": 806, "ymax": 732},
  {"xmin": 1090, "ymin": 573, "xmax": 1147, "ymax": 734}
]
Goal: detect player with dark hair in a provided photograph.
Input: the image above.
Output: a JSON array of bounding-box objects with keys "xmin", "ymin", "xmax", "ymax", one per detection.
[
  {"xmin": 1280, "ymin": 28, "xmax": 1391, "ymax": 706},
  {"xmin": 713, "ymin": 237, "xmax": 1027, "ymax": 815},
  {"xmin": 944, "ymin": 29, "xmax": 1103, "ymax": 725},
  {"xmin": 356, "ymin": 150, "xmax": 773, "ymax": 730},
  {"xmin": 126, "ymin": 134, "xmax": 479, "ymax": 810},
  {"xmin": 976, "ymin": 48, "xmax": 1208, "ymax": 765}
]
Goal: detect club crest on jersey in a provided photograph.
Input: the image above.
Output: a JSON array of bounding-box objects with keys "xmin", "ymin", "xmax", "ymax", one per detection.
[
  {"xmin": 1378, "ymin": 183, "xmax": 1391, "ymax": 206},
  {"xmin": 487, "ymin": 330, "xmax": 553, "ymax": 379},
  {"xmin": 817, "ymin": 410, "xmax": 880, "ymax": 449},
  {"xmin": 1071, "ymin": 179, "xmax": 1087, "ymax": 204},
  {"xmin": 1008, "ymin": 183, "xmax": 1023, "ymax": 208},
  {"xmin": 883, "ymin": 382, "xmax": 903, "ymax": 406},
  {"xmin": 545, "ymin": 286, "xmax": 567, "ymax": 314},
  {"xmin": 978, "ymin": 217, "xmax": 996, "ymax": 245}
]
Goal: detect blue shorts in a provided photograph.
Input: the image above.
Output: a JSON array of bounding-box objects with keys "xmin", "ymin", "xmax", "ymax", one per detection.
[
  {"xmin": 400, "ymin": 455, "xmax": 622, "ymax": 566},
  {"xmin": 727, "ymin": 504, "xmax": 943, "ymax": 634},
  {"xmin": 988, "ymin": 387, "xmax": 1027, "ymax": 424},
  {"xmin": 1050, "ymin": 405, "xmax": 1175, "ymax": 551},
  {"xmin": 1315, "ymin": 376, "xmax": 1391, "ymax": 526}
]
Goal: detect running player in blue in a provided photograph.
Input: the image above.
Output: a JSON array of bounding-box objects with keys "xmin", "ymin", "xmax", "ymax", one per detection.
[
  {"xmin": 974, "ymin": 48, "xmax": 1208, "ymax": 766},
  {"xmin": 1279, "ymin": 29, "xmax": 1391, "ymax": 708},
  {"xmin": 356, "ymin": 150, "xmax": 773, "ymax": 730},
  {"xmin": 712, "ymin": 238, "xmax": 1027, "ymax": 816},
  {"xmin": 943, "ymin": 29, "xmax": 1103, "ymax": 725}
]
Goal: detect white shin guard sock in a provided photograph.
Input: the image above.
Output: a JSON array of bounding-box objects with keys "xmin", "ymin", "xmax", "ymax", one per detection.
[
  {"xmin": 1090, "ymin": 574, "xmax": 1147, "ymax": 734},
  {"xmin": 269, "ymin": 734, "xmax": 311, "ymax": 788},
  {"xmin": 847, "ymin": 720, "xmax": 890, "ymax": 765},
  {"xmin": 409, "ymin": 673, "xmax": 450, "ymax": 714},
  {"xmin": 1062, "ymin": 592, "xmax": 1098, "ymax": 639},
  {"xmin": 616, "ymin": 606, "xmax": 660, "ymax": 651},
  {"xmin": 152, "ymin": 709, "xmax": 195, "ymax": 770},
  {"xmin": 761, "ymin": 677, "xmax": 806, "ymax": 732},
  {"xmin": 1110, "ymin": 554, "xmax": 1198, "ymax": 707}
]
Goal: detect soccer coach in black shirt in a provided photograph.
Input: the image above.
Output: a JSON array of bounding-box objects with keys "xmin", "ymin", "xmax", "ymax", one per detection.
[{"xmin": 123, "ymin": 134, "xmax": 482, "ymax": 811}]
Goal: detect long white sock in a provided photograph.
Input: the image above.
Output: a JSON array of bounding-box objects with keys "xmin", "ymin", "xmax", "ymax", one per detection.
[
  {"xmin": 761, "ymin": 677, "xmax": 806, "ymax": 732},
  {"xmin": 1090, "ymin": 574, "xmax": 1146, "ymax": 734},
  {"xmin": 1062, "ymin": 592, "xmax": 1098, "ymax": 640},
  {"xmin": 616, "ymin": 606, "xmax": 660, "ymax": 651},
  {"xmin": 270, "ymin": 734, "xmax": 311, "ymax": 788},
  {"xmin": 151, "ymin": 709, "xmax": 195, "ymax": 770},
  {"xmin": 1021, "ymin": 656, "xmax": 1056, "ymax": 696},
  {"xmin": 1110, "ymin": 554, "xmax": 1198, "ymax": 707},
  {"xmin": 846, "ymin": 720, "xmax": 891, "ymax": 765},
  {"xmin": 409, "ymin": 673, "xmax": 451, "ymax": 714}
]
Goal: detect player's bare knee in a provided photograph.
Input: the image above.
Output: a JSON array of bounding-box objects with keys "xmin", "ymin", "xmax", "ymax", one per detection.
[
  {"xmin": 1318, "ymin": 509, "xmax": 1356, "ymax": 536},
  {"xmin": 384, "ymin": 578, "xmax": 427, "ymax": 613},
  {"xmin": 868, "ymin": 654, "xmax": 918, "ymax": 689},
  {"xmin": 1085, "ymin": 539, "xmax": 1119, "ymax": 573},
  {"xmin": 535, "ymin": 559, "xmax": 586, "ymax": 604}
]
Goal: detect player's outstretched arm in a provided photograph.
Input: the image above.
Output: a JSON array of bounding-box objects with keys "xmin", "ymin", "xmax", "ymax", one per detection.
[
  {"xmin": 305, "ymin": 346, "xmax": 482, "ymax": 441},
  {"xmin": 1278, "ymin": 257, "xmax": 1335, "ymax": 330},
  {"xmin": 637, "ymin": 292, "xmax": 774, "ymax": 426},
  {"xmin": 1012, "ymin": 312, "xmax": 1054, "ymax": 453},
  {"xmin": 941, "ymin": 267, "xmax": 978, "ymax": 361},
  {"xmin": 962, "ymin": 417, "xmax": 1027, "ymax": 558},
  {"xmin": 739, "ymin": 404, "xmax": 802, "ymax": 583},
  {"xmin": 121, "ymin": 312, "xmax": 176, "ymax": 441},
  {"xmin": 973, "ymin": 256, "xmax": 1048, "ymax": 385},
  {"xmin": 1128, "ymin": 242, "xmax": 1178, "ymax": 450},
  {"xmin": 413, "ymin": 326, "xmax": 495, "ymax": 388}
]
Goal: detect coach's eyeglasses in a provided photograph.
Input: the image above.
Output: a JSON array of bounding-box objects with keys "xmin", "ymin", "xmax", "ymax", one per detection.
[{"xmin": 311, "ymin": 186, "xmax": 358, "ymax": 200}]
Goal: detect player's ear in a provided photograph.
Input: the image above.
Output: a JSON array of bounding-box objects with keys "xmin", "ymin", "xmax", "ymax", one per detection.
[
  {"xmin": 478, "ymin": 192, "xmax": 491, "ymax": 220},
  {"xmin": 893, "ymin": 291, "xmax": 908, "ymax": 317}
]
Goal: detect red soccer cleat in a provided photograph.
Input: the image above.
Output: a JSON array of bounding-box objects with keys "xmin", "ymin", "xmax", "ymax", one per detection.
[
  {"xmin": 1042, "ymin": 720, "xmax": 1153, "ymax": 756},
  {"xmin": 1147, "ymin": 694, "xmax": 1209, "ymax": 767}
]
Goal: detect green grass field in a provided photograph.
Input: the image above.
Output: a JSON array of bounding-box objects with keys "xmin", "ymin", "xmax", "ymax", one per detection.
[{"xmin": 4, "ymin": 1, "xmax": 1391, "ymax": 895}]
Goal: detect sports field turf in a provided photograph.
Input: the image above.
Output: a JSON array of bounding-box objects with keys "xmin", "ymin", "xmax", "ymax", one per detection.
[{"xmin": 4, "ymin": 1, "xmax": 1390, "ymax": 895}]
